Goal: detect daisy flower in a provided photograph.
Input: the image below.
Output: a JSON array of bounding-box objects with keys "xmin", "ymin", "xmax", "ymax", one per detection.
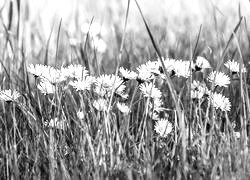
[
  {"xmin": 174, "ymin": 60, "xmax": 192, "ymax": 78},
  {"xmin": 61, "ymin": 64, "xmax": 88, "ymax": 80},
  {"xmin": 139, "ymin": 82, "xmax": 162, "ymax": 99},
  {"xmin": 117, "ymin": 102, "xmax": 130, "ymax": 114},
  {"xmin": 160, "ymin": 58, "xmax": 176, "ymax": 73},
  {"xmin": 193, "ymin": 56, "xmax": 211, "ymax": 71},
  {"xmin": 224, "ymin": 59, "xmax": 246, "ymax": 74},
  {"xmin": 144, "ymin": 61, "xmax": 161, "ymax": 75},
  {"xmin": 136, "ymin": 63, "xmax": 155, "ymax": 82},
  {"xmin": 37, "ymin": 79, "xmax": 56, "ymax": 95},
  {"xmin": 69, "ymin": 76, "xmax": 95, "ymax": 91},
  {"xmin": 45, "ymin": 117, "xmax": 66, "ymax": 130},
  {"xmin": 93, "ymin": 98, "xmax": 108, "ymax": 111},
  {"xmin": 95, "ymin": 74, "xmax": 125, "ymax": 97},
  {"xmin": 27, "ymin": 64, "xmax": 50, "ymax": 77},
  {"xmin": 119, "ymin": 67, "xmax": 138, "ymax": 81},
  {"xmin": 0, "ymin": 89, "xmax": 20, "ymax": 102},
  {"xmin": 210, "ymin": 92, "xmax": 231, "ymax": 112},
  {"xmin": 154, "ymin": 119, "xmax": 173, "ymax": 137},
  {"xmin": 208, "ymin": 71, "xmax": 230, "ymax": 87}
]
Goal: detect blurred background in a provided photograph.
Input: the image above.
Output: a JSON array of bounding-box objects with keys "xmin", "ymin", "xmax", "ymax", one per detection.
[{"xmin": 0, "ymin": 0, "xmax": 250, "ymax": 74}]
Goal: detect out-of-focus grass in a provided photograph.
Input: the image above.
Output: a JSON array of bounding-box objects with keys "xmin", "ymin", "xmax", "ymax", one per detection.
[{"xmin": 0, "ymin": 0, "xmax": 250, "ymax": 179}]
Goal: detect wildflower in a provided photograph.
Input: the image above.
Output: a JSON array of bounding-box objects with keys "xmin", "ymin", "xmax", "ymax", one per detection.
[
  {"xmin": 191, "ymin": 81, "xmax": 209, "ymax": 99},
  {"xmin": 93, "ymin": 98, "xmax": 108, "ymax": 111},
  {"xmin": 119, "ymin": 67, "xmax": 138, "ymax": 81},
  {"xmin": 69, "ymin": 76, "xmax": 95, "ymax": 91},
  {"xmin": 45, "ymin": 117, "xmax": 66, "ymax": 130},
  {"xmin": 27, "ymin": 64, "xmax": 50, "ymax": 78},
  {"xmin": 117, "ymin": 102, "xmax": 130, "ymax": 114},
  {"xmin": 208, "ymin": 71, "xmax": 230, "ymax": 87},
  {"xmin": 139, "ymin": 82, "xmax": 162, "ymax": 99},
  {"xmin": 160, "ymin": 58, "xmax": 176, "ymax": 75},
  {"xmin": 193, "ymin": 56, "xmax": 211, "ymax": 71},
  {"xmin": 144, "ymin": 61, "xmax": 161, "ymax": 75},
  {"xmin": 95, "ymin": 74, "xmax": 125, "ymax": 97},
  {"xmin": 136, "ymin": 64, "xmax": 154, "ymax": 82},
  {"xmin": 0, "ymin": 89, "xmax": 20, "ymax": 102},
  {"xmin": 77, "ymin": 110, "xmax": 84, "ymax": 120},
  {"xmin": 210, "ymin": 92, "xmax": 231, "ymax": 112},
  {"xmin": 174, "ymin": 60, "xmax": 192, "ymax": 78},
  {"xmin": 37, "ymin": 79, "xmax": 55, "ymax": 95},
  {"xmin": 224, "ymin": 59, "xmax": 246, "ymax": 74},
  {"xmin": 154, "ymin": 119, "xmax": 173, "ymax": 137},
  {"xmin": 62, "ymin": 64, "xmax": 88, "ymax": 80}
]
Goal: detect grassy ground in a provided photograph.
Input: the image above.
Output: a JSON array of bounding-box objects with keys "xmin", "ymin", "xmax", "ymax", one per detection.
[{"xmin": 1, "ymin": 0, "xmax": 250, "ymax": 179}]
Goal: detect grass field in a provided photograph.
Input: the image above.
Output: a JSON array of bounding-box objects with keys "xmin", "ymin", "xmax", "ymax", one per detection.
[{"xmin": 1, "ymin": 0, "xmax": 250, "ymax": 179}]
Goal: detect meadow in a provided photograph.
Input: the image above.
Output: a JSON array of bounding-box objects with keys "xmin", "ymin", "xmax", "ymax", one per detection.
[{"xmin": 0, "ymin": 0, "xmax": 250, "ymax": 179}]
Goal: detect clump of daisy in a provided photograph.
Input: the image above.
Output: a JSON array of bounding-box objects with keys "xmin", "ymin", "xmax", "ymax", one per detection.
[
  {"xmin": 117, "ymin": 102, "xmax": 130, "ymax": 114},
  {"xmin": 93, "ymin": 98, "xmax": 108, "ymax": 111},
  {"xmin": 174, "ymin": 60, "xmax": 192, "ymax": 78},
  {"xmin": 27, "ymin": 64, "xmax": 49, "ymax": 78},
  {"xmin": 0, "ymin": 89, "xmax": 20, "ymax": 102},
  {"xmin": 193, "ymin": 56, "xmax": 211, "ymax": 72},
  {"xmin": 208, "ymin": 71, "xmax": 230, "ymax": 87},
  {"xmin": 139, "ymin": 82, "xmax": 162, "ymax": 100},
  {"xmin": 224, "ymin": 59, "xmax": 246, "ymax": 74},
  {"xmin": 158, "ymin": 58, "xmax": 177, "ymax": 76},
  {"xmin": 191, "ymin": 80, "xmax": 209, "ymax": 100},
  {"xmin": 119, "ymin": 67, "xmax": 138, "ymax": 81},
  {"xmin": 69, "ymin": 76, "xmax": 95, "ymax": 91},
  {"xmin": 27, "ymin": 64, "xmax": 66, "ymax": 84},
  {"xmin": 95, "ymin": 74, "xmax": 125, "ymax": 97},
  {"xmin": 37, "ymin": 79, "xmax": 56, "ymax": 95},
  {"xmin": 61, "ymin": 64, "xmax": 89, "ymax": 80},
  {"xmin": 210, "ymin": 92, "xmax": 231, "ymax": 112},
  {"xmin": 154, "ymin": 119, "xmax": 173, "ymax": 137},
  {"xmin": 136, "ymin": 63, "xmax": 155, "ymax": 83},
  {"xmin": 45, "ymin": 117, "xmax": 66, "ymax": 130}
]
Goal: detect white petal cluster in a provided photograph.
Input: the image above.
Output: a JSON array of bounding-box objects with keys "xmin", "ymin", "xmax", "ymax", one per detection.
[
  {"xmin": 37, "ymin": 79, "xmax": 56, "ymax": 95},
  {"xmin": 95, "ymin": 74, "xmax": 125, "ymax": 97},
  {"xmin": 158, "ymin": 58, "xmax": 191, "ymax": 78},
  {"xmin": 139, "ymin": 82, "xmax": 162, "ymax": 99},
  {"xmin": 61, "ymin": 64, "xmax": 88, "ymax": 80},
  {"xmin": 193, "ymin": 56, "xmax": 211, "ymax": 71},
  {"xmin": 93, "ymin": 98, "xmax": 108, "ymax": 111},
  {"xmin": 27, "ymin": 64, "xmax": 67, "ymax": 83},
  {"xmin": 208, "ymin": 71, "xmax": 230, "ymax": 87},
  {"xmin": 210, "ymin": 92, "xmax": 231, "ymax": 112},
  {"xmin": 136, "ymin": 63, "xmax": 156, "ymax": 82},
  {"xmin": 154, "ymin": 119, "xmax": 173, "ymax": 137},
  {"xmin": 69, "ymin": 76, "xmax": 95, "ymax": 91},
  {"xmin": 119, "ymin": 67, "xmax": 138, "ymax": 80},
  {"xmin": 0, "ymin": 89, "xmax": 20, "ymax": 102},
  {"xmin": 117, "ymin": 102, "xmax": 130, "ymax": 114},
  {"xmin": 224, "ymin": 59, "xmax": 246, "ymax": 73}
]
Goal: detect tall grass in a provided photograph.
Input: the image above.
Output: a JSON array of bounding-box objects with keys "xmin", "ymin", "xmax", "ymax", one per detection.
[{"xmin": 0, "ymin": 0, "xmax": 250, "ymax": 179}]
